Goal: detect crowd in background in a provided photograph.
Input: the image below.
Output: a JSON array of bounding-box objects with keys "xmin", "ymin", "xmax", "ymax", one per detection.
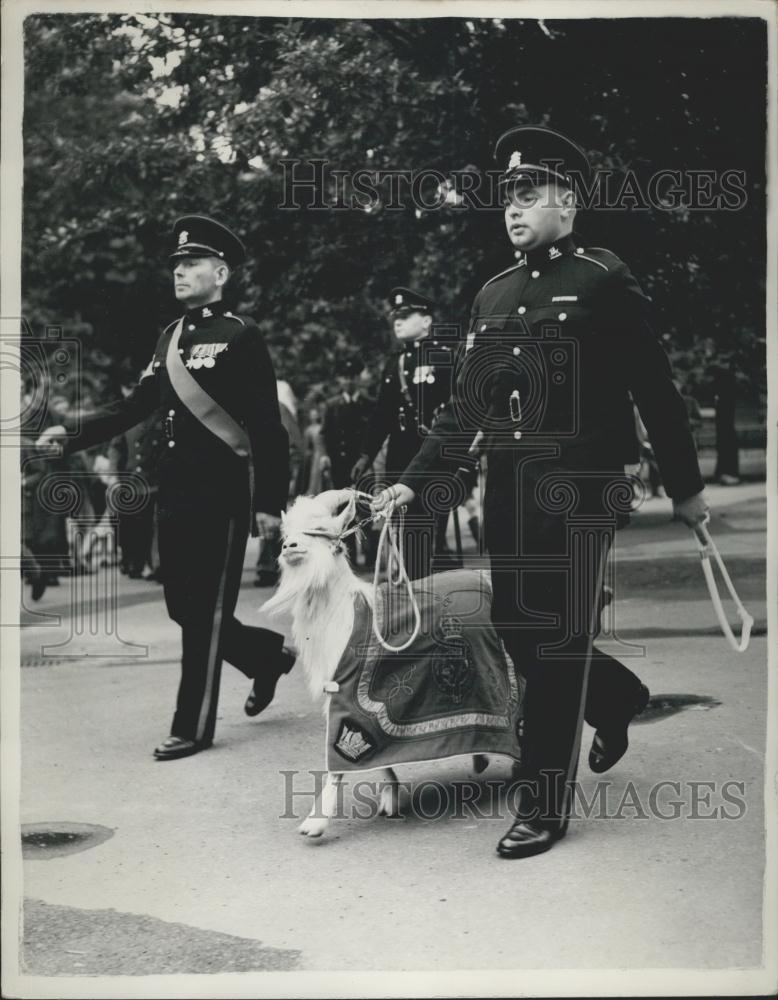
[{"xmin": 20, "ymin": 354, "xmax": 755, "ymax": 603}]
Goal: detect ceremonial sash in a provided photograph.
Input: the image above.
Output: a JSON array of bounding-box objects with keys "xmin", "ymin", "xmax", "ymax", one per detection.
[{"xmin": 166, "ymin": 317, "xmax": 250, "ymax": 457}]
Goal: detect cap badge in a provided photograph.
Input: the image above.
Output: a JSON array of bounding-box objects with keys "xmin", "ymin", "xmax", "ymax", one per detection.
[
  {"xmin": 395, "ymin": 294, "xmax": 403, "ymax": 305},
  {"xmin": 178, "ymin": 230, "xmax": 188, "ymax": 246},
  {"xmin": 509, "ymin": 151, "xmax": 522, "ymax": 170}
]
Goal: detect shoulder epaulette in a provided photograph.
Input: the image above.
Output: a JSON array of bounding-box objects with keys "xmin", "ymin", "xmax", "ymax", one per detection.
[
  {"xmin": 481, "ymin": 262, "xmax": 523, "ymax": 291},
  {"xmin": 571, "ymin": 247, "xmax": 612, "ymax": 273},
  {"xmin": 223, "ymin": 311, "xmax": 246, "ymax": 326},
  {"xmin": 162, "ymin": 318, "xmax": 180, "ymax": 336}
]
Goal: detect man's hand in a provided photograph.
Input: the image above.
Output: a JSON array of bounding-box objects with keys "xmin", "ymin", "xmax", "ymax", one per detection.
[
  {"xmin": 371, "ymin": 483, "xmax": 416, "ymax": 513},
  {"xmin": 255, "ymin": 512, "xmax": 281, "ymax": 536},
  {"xmin": 672, "ymin": 490, "xmax": 710, "ymax": 529},
  {"xmin": 350, "ymin": 454, "xmax": 371, "ymax": 484},
  {"xmin": 35, "ymin": 425, "xmax": 67, "ymax": 454}
]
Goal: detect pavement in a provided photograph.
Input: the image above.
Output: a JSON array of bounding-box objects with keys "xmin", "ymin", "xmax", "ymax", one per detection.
[{"xmin": 5, "ymin": 480, "xmax": 773, "ymax": 990}]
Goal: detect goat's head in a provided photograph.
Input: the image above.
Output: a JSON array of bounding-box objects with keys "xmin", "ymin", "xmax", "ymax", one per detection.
[{"xmin": 263, "ymin": 490, "xmax": 357, "ymax": 617}]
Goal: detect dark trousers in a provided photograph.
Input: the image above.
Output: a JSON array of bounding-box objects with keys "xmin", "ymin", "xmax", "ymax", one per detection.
[
  {"xmin": 118, "ymin": 494, "xmax": 156, "ymax": 575},
  {"xmin": 485, "ymin": 454, "xmax": 643, "ymax": 832},
  {"xmin": 158, "ymin": 497, "xmax": 284, "ymax": 744}
]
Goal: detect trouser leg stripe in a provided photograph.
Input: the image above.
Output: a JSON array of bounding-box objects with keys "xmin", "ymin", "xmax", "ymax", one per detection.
[
  {"xmin": 196, "ymin": 515, "xmax": 236, "ymax": 743},
  {"xmin": 563, "ymin": 531, "xmax": 612, "ymax": 793}
]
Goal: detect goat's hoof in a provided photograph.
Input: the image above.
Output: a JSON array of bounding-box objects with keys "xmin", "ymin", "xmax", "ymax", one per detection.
[
  {"xmin": 472, "ymin": 753, "xmax": 489, "ymax": 774},
  {"xmin": 378, "ymin": 787, "xmax": 401, "ymax": 817},
  {"xmin": 298, "ymin": 816, "xmax": 328, "ymax": 838}
]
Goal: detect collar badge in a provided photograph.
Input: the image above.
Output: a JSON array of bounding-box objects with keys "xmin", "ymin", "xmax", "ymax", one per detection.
[
  {"xmin": 202, "ymin": 306, "xmax": 212, "ymax": 317},
  {"xmin": 548, "ymin": 246, "xmax": 562, "ymax": 259}
]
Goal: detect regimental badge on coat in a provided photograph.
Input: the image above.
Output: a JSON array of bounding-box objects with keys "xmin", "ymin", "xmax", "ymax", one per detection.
[
  {"xmin": 334, "ymin": 720, "xmax": 375, "ymax": 762},
  {"xmin": 431, "ymin": 615, "xmax": 474, "ymax": 706},
  {"xmin": 185, "ymin": 343, "xmax": 228, "ymax": 370}
]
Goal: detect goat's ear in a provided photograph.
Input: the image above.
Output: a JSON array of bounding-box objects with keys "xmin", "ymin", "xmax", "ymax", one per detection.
[{"xmin": 280, "ymin": 510, "xmax": 287, "ymax": 529}]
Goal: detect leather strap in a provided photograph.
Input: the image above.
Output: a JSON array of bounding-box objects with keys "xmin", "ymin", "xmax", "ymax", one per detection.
[{"xmin": 166, "ymin": 318, "xmax": 250, "ymax": 457}]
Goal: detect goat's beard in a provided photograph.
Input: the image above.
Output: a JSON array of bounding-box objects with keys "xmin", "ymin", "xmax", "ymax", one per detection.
[{"xmin": 263, "ymin": 544, "xmax": 348, "ymax": 619}]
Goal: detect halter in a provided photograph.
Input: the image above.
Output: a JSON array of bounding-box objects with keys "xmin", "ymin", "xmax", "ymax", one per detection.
[
  {"xmin": 300, "ymin": 489, "xmax": 422, "ymax": 652},
  {"xmin": 300, "ymin": 491, "xmax": 381, "ymax": 553}
]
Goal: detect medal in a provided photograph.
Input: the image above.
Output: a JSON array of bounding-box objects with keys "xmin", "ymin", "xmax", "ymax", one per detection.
[{"xmin": 203, "ymin": 356, "xmax": 215, "ymax": 368}]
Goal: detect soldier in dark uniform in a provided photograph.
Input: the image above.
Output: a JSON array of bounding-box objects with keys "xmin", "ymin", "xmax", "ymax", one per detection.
[
  {"xmin": 37, "ymin": 216, "xmax": 294, "ymax": 760},
  {"xmin": 351, "ymin": 288, "xmax": 455, "ymax": 580},
  {"xmin": 321, "ymin": 357, "xmax": 374, "ymax": 563},
  {"xmin": 374, "ymin": 127, "xmax": 709, "ymax": 858},
  {"xmin": 322, "ymin": 358, "xmax": 373, "ymax": 490}
]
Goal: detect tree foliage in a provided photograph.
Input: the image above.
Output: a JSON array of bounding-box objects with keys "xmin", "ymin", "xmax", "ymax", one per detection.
[{"xmin": 22, "ymin": 13, "xmax": 767, "ymax": 406}]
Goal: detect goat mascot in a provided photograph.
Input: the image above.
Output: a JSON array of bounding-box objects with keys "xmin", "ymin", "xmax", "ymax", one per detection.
[{"xmin": 263, "ymin": 489, "xmax": 523, "ymax": 838}]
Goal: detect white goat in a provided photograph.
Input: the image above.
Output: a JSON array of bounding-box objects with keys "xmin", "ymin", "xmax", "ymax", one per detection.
[
  {"xmin": 262, "ymin": 490, "xmax": 396, "ymax": 836},
  {"xmin": 263, "ymin": 488, "xmax": 496, "ymax": 838}
]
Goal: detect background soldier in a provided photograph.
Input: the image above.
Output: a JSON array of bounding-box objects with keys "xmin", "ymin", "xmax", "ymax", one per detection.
[
  {"xmin": 321, "ymin": 356, "xmax": 374, "ymax": 564},
  {"xmin": 374, "ymin": 127, "xmax": 708, "ymax": 858},
  {"xmin": 351, "ymin": 287, "xmax": 455, "ymax": 580},
  {"xmin": 37, "ymin": 216, "xmax": 294, "ymax": 760}
]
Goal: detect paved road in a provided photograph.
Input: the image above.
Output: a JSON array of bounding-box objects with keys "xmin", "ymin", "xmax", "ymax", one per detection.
[{"xmin": 9, "ymin": 482, "xmax": 769, "ymax": 981}]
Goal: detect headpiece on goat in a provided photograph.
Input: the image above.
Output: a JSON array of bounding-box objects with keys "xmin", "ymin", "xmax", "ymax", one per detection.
[
  {"xmin": 266, "ymin": 491, "xmax": 361, "ymax": 619},
  {"xmin": 280, "ymin": 490, "xmax": 357, "ymax": 554}
]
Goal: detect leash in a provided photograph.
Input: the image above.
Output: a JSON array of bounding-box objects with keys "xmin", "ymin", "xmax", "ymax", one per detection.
[
  {"xmin": 303, "ymin": 489, "xmax": 421, "ymax": 653},
  {"xmin": 370, "ymin": 496, "xmax": 422, "ymax": 653},
  {"xmin": 693, "ymin": 519, "xmax": 753, "ymax": 653}
]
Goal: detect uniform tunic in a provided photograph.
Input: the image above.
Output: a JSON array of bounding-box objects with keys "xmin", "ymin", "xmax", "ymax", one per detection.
[
  {"xmin": 64, "ymin": 299, "xmax": 289, "ymax": 744},
  {"xmin": 322, "ymin": 391, "xmax": 373, "ymax": 490},
  {"xmin": 361, "ymin": 337, "xmax": 455, "ymax": 580},
  {"xmin": 401, "ymin": 233, "xmax": 703, "ymax": 827}
]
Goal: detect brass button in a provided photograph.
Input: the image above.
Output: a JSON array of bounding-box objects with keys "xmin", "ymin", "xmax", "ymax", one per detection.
[
  {"xmin": 168, "ymin": 440, "xmax": 176, "ymax": 449},
  {"xmin": 481, "ymin": 323, "xmax": 487, "ymax": 331},
  {"xmin": 513, "ymin": 431, "xmax": 522, "ymax": 440},
  {"xmin": 576, "ymin": 247, "xmax": 584, "ymax": 254},
  {"xmin": 518, "ymin": 306, "xmax": 526, "ymax": 315},
  {"xmin": 188, "ymin": 324, "xmax": 195, "ymax": 331},
  {"xmin": 531, "ymin": 270, "xmax": 540, "ymax": 278},
  {"xmin": 559, "ymin": 312, "xmax": 567, "ymax": 321},
  {"xmin": 168, "ymin": 409, "xmax": 175, "ymax": 416},
  {"xmin": 513, "ymin": 346, "xmax": 521, "ymax": 356}
]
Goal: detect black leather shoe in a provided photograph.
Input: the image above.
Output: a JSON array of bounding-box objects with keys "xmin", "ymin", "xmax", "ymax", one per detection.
[
  {"xmin": 153, "ymin": 736, "xmax": 212, "ymax": 761},
  {"xmin": 589, "ymin": 682, "xmax": 650, "ymax": 773},
  {"xmin": 244, "ymin": 647, "xmax": 296, "ymax": 717},
  {"xmin": 496, "ymin": 819, "xmax": 565, "ymax": 860}
]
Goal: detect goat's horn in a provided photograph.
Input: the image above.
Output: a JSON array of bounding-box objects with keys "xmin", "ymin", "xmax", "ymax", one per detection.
[{"xmin": 333, "ymin": 492, "xmax": 357, "ymax": 533}]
